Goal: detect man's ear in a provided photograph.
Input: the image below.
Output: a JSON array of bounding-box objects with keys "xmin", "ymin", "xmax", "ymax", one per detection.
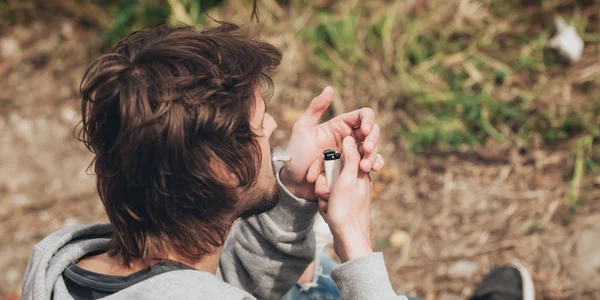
[{"xmin": 210, "ymin": 159, "xmax": 239, "ymax": 187}]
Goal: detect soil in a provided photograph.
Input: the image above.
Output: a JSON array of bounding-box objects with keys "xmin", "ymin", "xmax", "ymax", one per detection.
[{"xmin": 1, "ymin": 20, "xmax": 599, "ymax": 300}]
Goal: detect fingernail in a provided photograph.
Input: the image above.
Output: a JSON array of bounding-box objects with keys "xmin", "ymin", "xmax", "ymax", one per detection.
[
  {"xmin": 363, "ymin": 160, "xmax": 372, "ymax": 169},
  {"xmin": 345, "ymin": 136, "xmax": 355, "ymax": 145}
]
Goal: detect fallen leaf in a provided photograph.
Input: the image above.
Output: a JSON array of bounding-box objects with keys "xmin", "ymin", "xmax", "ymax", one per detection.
[{"xmin": 388, "ymin": 230, "xmax": 410, "ymax": 248}]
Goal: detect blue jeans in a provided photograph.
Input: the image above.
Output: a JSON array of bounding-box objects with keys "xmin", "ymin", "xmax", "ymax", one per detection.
[
  {"xmin": 282, "ymin": 254, "xmax": 341, "ymax": 300},
  {"xmin": 282, "ymin": 254, "xmax": 421, "ymax": 300}
]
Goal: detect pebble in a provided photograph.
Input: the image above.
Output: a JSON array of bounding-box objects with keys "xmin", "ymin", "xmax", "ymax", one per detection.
[
  {"xmin": 61, "ymin": 107, "xmax": 77, "ymax": 122},
  {"xmin": 64, "ymin": 217, "xmax": 80, "ymax": 227},
  {"xmin": 448, "ymin": 259, "xmax": 480, "ymax": 279},
  {"xmin": 61, "ymin": 22, "xmax": 74, "ymax": 39},
  {"xmin": 39, "ymin": 211, "xmax": 51, "ymax": 222},
  {"xmin": 12, "ymin": 193, "xmax": 30, "ymax": 207},
  {"xmin": 0, "ymin": 38, "xmax": 20, "ymax": 58}
]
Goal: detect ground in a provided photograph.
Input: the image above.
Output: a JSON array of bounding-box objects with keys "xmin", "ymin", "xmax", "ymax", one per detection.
[{"xmin": 1, "ymin": 7, "xmax": 599, "ymax": 300}]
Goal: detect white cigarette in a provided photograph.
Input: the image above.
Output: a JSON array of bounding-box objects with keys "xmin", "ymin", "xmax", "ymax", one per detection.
[{"xmin": 272, "ymin": 152, "xmax": 292, "ymax": 162}]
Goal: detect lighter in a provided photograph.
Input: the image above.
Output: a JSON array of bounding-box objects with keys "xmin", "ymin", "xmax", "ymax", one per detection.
[{"xmin": 323, "ymin": 149, "xmax": 341, "ymax": 189}]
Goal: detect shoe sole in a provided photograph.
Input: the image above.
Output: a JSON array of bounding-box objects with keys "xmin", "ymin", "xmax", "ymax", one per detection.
[{"xmin": 510, "ymin": 261, "xmax": 535, "ymax": 300}]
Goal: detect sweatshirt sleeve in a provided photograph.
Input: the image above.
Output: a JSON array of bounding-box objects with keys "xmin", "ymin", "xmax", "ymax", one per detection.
[
  {"xmin": 331, "ymin": 253, "xmax": 409, "ymax": 300},
  {"xmin": 218, "ymin": 164, "xmax": 318, "ymax": 299}
]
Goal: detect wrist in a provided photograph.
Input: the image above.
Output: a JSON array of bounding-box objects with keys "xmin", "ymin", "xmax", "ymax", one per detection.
[
  {"xmin": 333, "ymin": 233, "xmax": 373, "ymax": 262},
  {"xmin": 332, "ymin": 227, "xmax": 373, "ymax": 262}
]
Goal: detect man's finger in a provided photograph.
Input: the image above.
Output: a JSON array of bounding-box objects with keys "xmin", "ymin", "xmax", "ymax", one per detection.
[
  {"xmin": 335, "ymin": 108, "xmax": 375, "ymax": 136},
  {"xmin": 315, "ymin": 173, "xmax": 330, "ymax": 200},
  {"xmin": 352, "ymin": 126, "xmax": 367, "ymax": 142},
  {"xmin": 318, "ymin": 199, "xmax": 328, "ymax": 221},
  {"xmin": 372, "ymin": 154, "xmax": 385, "ymax": 172},
  {"xmin": 340, "ymin": 136, "xmax": 360, "ymax": 179},
  {"xmin": 360, "ymin": 145, "xmax": 378, "ymax": 172},
  {"xmin": 306, "ymin": 158, "xmax": 323, "ymax": 183},
  {"xmin": 362, "ymin": 124, "xmax": 379, "ymax": 153},
  {"xmin": 297, "ymin": 86, "xmax": 334, "ymax": 126},
  {"xmin": 360, "ymin": 124, "xmax": 379, "ymax": 172}
]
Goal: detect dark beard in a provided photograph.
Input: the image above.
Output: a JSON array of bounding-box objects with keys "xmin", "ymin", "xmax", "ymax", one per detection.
[
  {"xmin": 237, "ymin": 161, "xmax": 280, "ymax": 219},
  {"xmin": 238, "ymin": 184, "xmax": 279, "ymax": 219}
]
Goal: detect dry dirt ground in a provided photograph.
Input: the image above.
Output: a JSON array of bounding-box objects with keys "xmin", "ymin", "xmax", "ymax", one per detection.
[{"xmin": 1, "ymin": 20, "xmax": 599, "ymax": 300}]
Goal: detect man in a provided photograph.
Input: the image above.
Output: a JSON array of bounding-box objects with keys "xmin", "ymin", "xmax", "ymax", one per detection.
[
  {"xmin": 20, "ymin": 22, "xmax": 401, "ymax": 300},
  {"xmin": 21, "ymin": 16, "xmax": 539, "ymax": 300}
]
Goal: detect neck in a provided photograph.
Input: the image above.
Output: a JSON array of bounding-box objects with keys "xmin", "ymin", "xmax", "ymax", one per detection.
[
  {"xmin": 78, "ymin": 246, "xmax": 225, "ymax": 276},
  {"xmin": 179, "ymin": 246, "xmax": 223, "ymax": 274},
  {"xmin": 78, "ymin": 236, "xmax": 230, "ymax": 277}
]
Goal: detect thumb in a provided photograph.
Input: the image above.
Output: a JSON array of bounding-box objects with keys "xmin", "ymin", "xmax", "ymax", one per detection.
[
  {"xmin": 340, "ymin": 136, "xmax": 360, "ymax": 179},
  {"xmin": 298, "ymin": 86, "xmax": 334, "ymax": 126}
]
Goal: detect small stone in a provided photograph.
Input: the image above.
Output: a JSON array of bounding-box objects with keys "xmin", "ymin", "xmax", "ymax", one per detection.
[
  {"xmin": 1, "ymin": 38, "xmax": 20, "ymax": 57},
  {"xmin": 61, "ymin": 107, "xmax": 77, "ymax": 122},
  {"xmin": 64, "ymin": 217, "xmax": 80, "ymax": 227},
  {"xmin": 12, "ymin": 193, "xmax": 30, "ymax": 206},
  {"xmin": 389, "ymin": 230, "xmax": 410, "ymax": 248},
  {"xmin": 39, "ymin": 211, "xmax": 51, "ymax": 222},
  {"xmin": 448, "ymin": 260, "xmax": 480, "ymax": 279},
  {"xmin": 61, "ymin": 22, "xmax": 75, "ymax": 38}
]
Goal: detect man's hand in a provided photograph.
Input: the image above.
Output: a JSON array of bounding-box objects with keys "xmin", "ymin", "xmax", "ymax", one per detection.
[
  {"xmin": 279, "ymin": 87, "xmax": 384, "ymax": 200},
  {"xmin": 315, "ymin": 136, "xmax": 373, "ymax": 262}
]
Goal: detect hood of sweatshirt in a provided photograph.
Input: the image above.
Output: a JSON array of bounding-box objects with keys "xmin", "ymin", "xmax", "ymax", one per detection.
[{"xmin": 21, "ymin": 224, "xmax": 252, "ymax": 300}]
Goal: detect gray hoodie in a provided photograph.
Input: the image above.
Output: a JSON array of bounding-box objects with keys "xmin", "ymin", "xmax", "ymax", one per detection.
[{"xmin": 21, "ymin": 169, "xmax": 403, "ymax": 300}]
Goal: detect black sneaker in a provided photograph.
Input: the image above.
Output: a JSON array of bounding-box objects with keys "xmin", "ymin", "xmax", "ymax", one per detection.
[{"xmin": 470, "ymin": 263, "xmax": 535, "ymax": 300}]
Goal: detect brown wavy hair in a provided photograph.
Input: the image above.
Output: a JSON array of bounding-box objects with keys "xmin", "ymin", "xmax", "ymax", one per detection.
[{"xmin": 78, "ymin": 23, "xmax": 281, "ymax": 267}]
